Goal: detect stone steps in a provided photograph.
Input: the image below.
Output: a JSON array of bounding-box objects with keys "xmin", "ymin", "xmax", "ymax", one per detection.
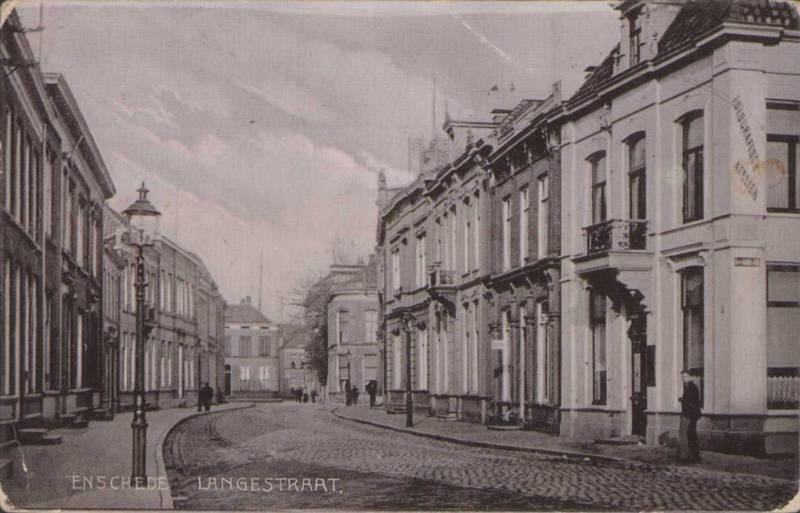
[
  {"xmin": 437, "ymin": 412, "xmax": 459, "ymax": 422},
  {"xmin": 594, "ymin": 435, "xmax": 644, "ymax": 446},
  {"xmin": 18, "ymin": 428, "xmax": 62, "ymax": 445}
]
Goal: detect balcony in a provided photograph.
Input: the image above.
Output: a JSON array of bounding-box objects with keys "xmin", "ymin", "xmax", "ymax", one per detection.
[
  {"xmin": 426, "ymin": 263, "xmax": 456, "ymax": 313},
  {"xmin": 573, "ymin": 219, "xmax": 652, "ymax": 300},
  {"xmin": 428, "ymin": 265, "xmax": 456, "ymax": 287},
  {"xmin": 585, "ymin": 219, "xmax": 648, "ymax": 255}
]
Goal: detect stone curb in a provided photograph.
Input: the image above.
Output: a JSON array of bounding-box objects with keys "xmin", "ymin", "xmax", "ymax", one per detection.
[
  {"xmin": 331, "ymin": 407, "xmax": 625, "ymax": 464},
  {"xmin": 155, "ymin": 402, "xmax": 257, "ymax": 510}
]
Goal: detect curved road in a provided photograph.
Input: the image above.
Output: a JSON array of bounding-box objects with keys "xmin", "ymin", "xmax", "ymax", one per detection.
[{"xmin": 163, "ymin": 403, "xmax": 795, "ymax": 511}]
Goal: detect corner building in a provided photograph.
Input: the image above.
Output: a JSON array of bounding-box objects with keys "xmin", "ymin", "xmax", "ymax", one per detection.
[{"xmin": 556, "ymin": 0, "xmax": 800, "ymax": 456}]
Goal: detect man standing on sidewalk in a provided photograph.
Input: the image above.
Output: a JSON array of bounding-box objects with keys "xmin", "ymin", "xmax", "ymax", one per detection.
[{"xmin": 678, "ymin": 370, "xmax": 702, "ymax": 462}]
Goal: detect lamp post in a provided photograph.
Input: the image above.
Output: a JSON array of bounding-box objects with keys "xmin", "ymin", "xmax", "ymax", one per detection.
[
  {"xmin": 123, "ymin": 182, "xmax": 161, "ymax": 482},
  {"xmin": 401, "ymin": 311, "xmax": 414, "ymax": 428}
]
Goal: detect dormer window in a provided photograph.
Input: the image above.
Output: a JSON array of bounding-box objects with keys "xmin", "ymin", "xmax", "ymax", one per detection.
[{"xmin": 628, "ymin": 9, "xmax": 643, "ymax": 66}]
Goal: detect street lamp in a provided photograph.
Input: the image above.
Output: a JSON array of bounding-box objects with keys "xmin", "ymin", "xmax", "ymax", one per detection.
[
  {"xmin": 401, "ymin": 311, "xmax": 414, "ymax": 428},
  {"xmin": 123, "ymin": 182, "xmax": 161, "ymax": 482}
]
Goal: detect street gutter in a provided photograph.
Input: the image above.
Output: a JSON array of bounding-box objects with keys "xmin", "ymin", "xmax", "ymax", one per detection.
[
  {"xmin": 331, "ymin": 407, "xmax": 625, "ymax": 464},
  {"xmin": 155, "ymin": 402, "xmax": 257, "ymax": 509}
]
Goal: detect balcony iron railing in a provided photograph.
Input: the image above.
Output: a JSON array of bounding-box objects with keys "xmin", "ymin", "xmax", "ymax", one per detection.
[
  {"xmin": 584, "ymin": 219, "xmax": 648, "ymax": 255},
  {"xmin": 428, "ymin": 264, "xmax": 456, "ymax": 287}
]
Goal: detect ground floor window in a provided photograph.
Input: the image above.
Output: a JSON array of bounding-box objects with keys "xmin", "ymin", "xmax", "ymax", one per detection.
[
  {"xmin": 535, "ymin": 301, "xmax": 549, "ymax": 403},
  {"xmin": 767, "ymin": 264, "xmax": 800, "ymax": 409},
  {"xmin": 590, "ymin": 291, "xmax": 607, "ymax": 405},
  {"xmin": 417, "ymin": 328, "xmax": 428, "ymax": 390}
]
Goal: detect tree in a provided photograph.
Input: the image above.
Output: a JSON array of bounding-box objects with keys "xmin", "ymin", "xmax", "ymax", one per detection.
[{"xmin": 301, "ymin": 274, "xmax": 333, "ymax": 386}]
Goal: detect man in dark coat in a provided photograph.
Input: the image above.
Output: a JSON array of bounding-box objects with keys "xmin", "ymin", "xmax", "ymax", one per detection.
[
  {"xmin": 201, "ymin": 382, "xmax": 214, "ymax": 411},
  {"xmin": 366, "ymin": 380, "xmax": 378, "ymax": 408},
  {"xmin": 344, "ymin": 380, "xmax": 352, "ymax": 406},
  {"xmin": 678, "ymin": 371, "xmax": 702, "ymax": 462}
]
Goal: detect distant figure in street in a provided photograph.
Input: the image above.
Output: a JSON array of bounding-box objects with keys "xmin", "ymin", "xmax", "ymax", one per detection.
[
  {"xmin": 201, "ymin": 382, "xmax": 214, "ymax": 411},
  {"xmin": 351, "ymin": 386, "xmax": 360, "ymax": 406},
  {"xmin": 290, "ymin": 386, "xmax": 296, "ymax": 401},
  {"xmin": 296, "ymin": 388, "xmax": 303, "ymax": 403},
  {"xmin": 366, "ymin": 380, "xmax": 378, "ymax": 408},
  {"xmin": 302, "ymin": 389, "xmax": 309, "ymax": 403},
  {"xmin": 678, "ymin": 371, "xmax": 702, "ymax": 462},
  {"xmin": 310, "ymin": 389, "xmax": 317, "ymax": 403},
  {"xmin": 344, "ymin": 380, "xmax": 352, "ymax": 406}
]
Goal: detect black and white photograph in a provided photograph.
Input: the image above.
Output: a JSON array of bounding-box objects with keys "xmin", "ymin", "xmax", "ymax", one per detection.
[{"xmin": 0, "ymin": 0, "xmax": 798, "ymax": 511}]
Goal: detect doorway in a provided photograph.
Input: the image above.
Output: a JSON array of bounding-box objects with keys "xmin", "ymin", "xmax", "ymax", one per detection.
[
  {"xmin": 224, "ymin": 365, "xmax": 231, "ymax": 396},
  {"xmin": 629, "ymin": 314, "xmax": 647, "ymax": 437}
]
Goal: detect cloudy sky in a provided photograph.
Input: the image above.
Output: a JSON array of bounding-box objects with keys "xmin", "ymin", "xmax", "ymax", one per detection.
[{"xmin": 18, "ymin": 1, "xmax": 618, "ymax": 321}]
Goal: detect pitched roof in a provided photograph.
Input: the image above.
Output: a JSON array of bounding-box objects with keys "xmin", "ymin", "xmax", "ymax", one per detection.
[
  {"xmin": 659, "ymin": 0, "xmax": 798, "ymax": 56},
  {"xmin": 226, "ymin": 304, "xmax": 271, "ymax": 324},
  {"xmin": 570, "ymin": 44, "xmax": 619, "ymax": 105},
  {"xmin": 569, "ymin": 0, "xmax": 799, "ymax": 106}
]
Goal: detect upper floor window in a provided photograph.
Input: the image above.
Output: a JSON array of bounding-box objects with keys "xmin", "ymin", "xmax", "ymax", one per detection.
[
  {"xmin": 473, "ymin": 192, "xmax": 480, "ymax": 269},
  {"xmin": 628, "ymin": 9, "xmax": 642, "ymax": 66},
  {"xmin": 364, "ymin": 310, "xmax": 377, "ymax": 344},
  {"xmin": 519, "ymin": 187, "xmax": 529, "ymax": 266},
  {"xmin": 259, "ymin": 335, "xmax": 271, "ymax": 356},
  {"xmin": 537, "ymin": 175, "xmax": 549, "ymax": 258},
  {"xmin": 628, "ymin": 135, "xmax": 646, "ymax": 220},
  {"xmin": 391, "ymin": 247, "xmax": 400, "ymax": 293},
  {"xmin": 766, "ymin": 135, "xmax": 798, "ymax": 212},
  {"xmin": 502, "ymin": 196, "xmax": 512, "ymax": 271},
  {"xmin": 464, "ymin": 199, "xmax": 472, "ymax": 272},
  {"xmin": 449, "ymin": 206, "xmax": 457, "ymax": 271},
  {"xmin": 590, "ymin": 152, "xmax": 607, "ymax": 224},
  {"xmin": 415, "ymin": 233, "xmax": 426, "ymax": 288},
  {"xmin": 682, "ymin": 113, "xmax": 704, "ymax": 223},
  {"xmin": 337, "ymin": 310, "xmax": 349, "ymax": 345}
]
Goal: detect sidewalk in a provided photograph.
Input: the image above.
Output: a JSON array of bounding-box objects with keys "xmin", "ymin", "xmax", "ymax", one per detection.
[
  {"xmin": 0, "ymin": 401, "xmax": 253, "ymax": 511},
  {"xmin": 332, "ymin": 404, "xmax": 798, "ymax": 482}
]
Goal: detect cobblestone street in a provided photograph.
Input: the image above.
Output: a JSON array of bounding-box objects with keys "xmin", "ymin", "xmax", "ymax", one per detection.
[{"xmin": 163, "ymin": 403, "xmax": 797, "ymax": 511}]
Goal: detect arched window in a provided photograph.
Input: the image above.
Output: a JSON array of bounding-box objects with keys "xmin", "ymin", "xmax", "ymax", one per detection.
[
  {"xmin": 627, "ymin": 134, "xmax": 647, "ymax": 220},
  {"xmin": 588, "ymin": 152, "xmax": 607, "ymax": 224},
  {"xmin": 681, "ymin": 113, "xmax": 704, "ymax": 222}
]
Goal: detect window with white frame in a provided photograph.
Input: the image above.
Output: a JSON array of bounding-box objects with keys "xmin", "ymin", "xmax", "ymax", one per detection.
[
  {"xmin": 537, "ymin": 175, "xmax": 549, "ymax": 259},
  {"xmin": 471, "ymin": 300, "xmax": 479, "ymax": 393},
  {"xmin": 502, "ymin": 196, "xmax": 512, "ymax": 271},
  {"xmin": 519, "ymin": 187, "xmax": 529, "ymax": 266}
]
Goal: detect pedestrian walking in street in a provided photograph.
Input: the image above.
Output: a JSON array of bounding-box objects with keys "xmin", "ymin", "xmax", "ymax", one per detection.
[
  {"xmin": 290, "ymin": 386, "xmax": 296, "ymax": 401},
  {"xmin": 678, "ymin": 370, "xmax": 702, "ymax": 462},
  {"xmin": 303, "ymin": 389, "xmax": 309, "ymax": 403},
  {"xmin": 311, "ymin": 389, "xmax": 317, "ymax": 403},
  {"xmin": 201, "ymin": 382, "xmax": 214, "ymax": 412},
  {"xmin": 351, "ymin": 386, "xmax": 360, "ymax": 406},
  {"xmin": 366, "ymin": 379, "xmax": 377, "ymax": 408},
  {"xmin": 344, "ymin": 380, "xmax": 352, "ymax": 406}
]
